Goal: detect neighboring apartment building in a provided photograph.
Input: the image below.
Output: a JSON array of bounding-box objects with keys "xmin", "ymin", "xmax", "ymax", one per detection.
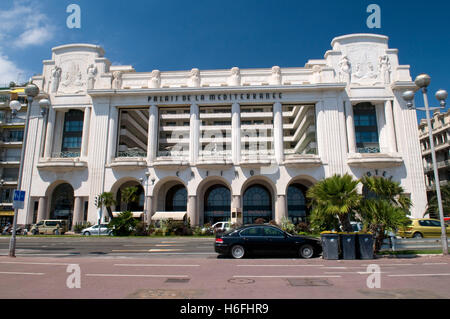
[
  {"xmin": 0, "ymin": 87, "xmax": 28, "ymax": 229},
  {"xmin": 419, "ymin": 109, "xmax": 450, "ymax": 198},
  {"xmin": 15, "ymin": 33, "xmax": 427, "ymax": 230}
]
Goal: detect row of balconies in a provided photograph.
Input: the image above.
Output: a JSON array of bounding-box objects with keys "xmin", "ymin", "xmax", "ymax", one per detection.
[{"xmin": 423, "ymin": 159, "xmax": 450, "ymax": 172}]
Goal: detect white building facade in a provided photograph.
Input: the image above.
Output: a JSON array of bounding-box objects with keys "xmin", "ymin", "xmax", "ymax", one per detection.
[{"xmin": 17, "ymin": 33, "xmax": 427, "ymax": 229}]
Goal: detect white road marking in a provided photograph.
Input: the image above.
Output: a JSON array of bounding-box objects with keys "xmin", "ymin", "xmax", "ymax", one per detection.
[
  {"xmin": 86, "ymin": 273, "xmax": 189, "ymax": 278},
  {"xmin": 108, "ymin": 252, "xmax": 216, "ymax": 255},
  {"xmin": 148, "ymin": 249, "xmax": 182, "ymax": 252},
  {"xmin": 0, "ymin": 262, "xmax": 70, "ymax": 266},
  {"xmin": 233, "ymin": 275, "xmax": 341, "ymax": 278},
  {"xmin": 0, "ymin": 271, "xmax": 45, "ymax": 275},
  {"xmin": 422, "ymin": 263, "xmax": 448, "ymax": 265},
  {"xmin": 237, "ymin": 264, "xmax": 324, "ymax": 267},
  {"xmin": 324, "ymin": 271, "xmax": 388, "ymax": 274},
  {"xmin": 388, "ymin": 273, "xmax": 450, "ymax": 277},
  {"xmin": 361, "ymin": 263, "xmax": 414, "ymax": 266},
  {"xmin": 114, "ymin": 264, "xmax": 199, "ymax": 267}
]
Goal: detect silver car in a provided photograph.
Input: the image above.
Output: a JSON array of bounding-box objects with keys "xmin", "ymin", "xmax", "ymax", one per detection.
[{"xmin": 81, "ymin": 224, "xmax": 112, "ymax": 236}]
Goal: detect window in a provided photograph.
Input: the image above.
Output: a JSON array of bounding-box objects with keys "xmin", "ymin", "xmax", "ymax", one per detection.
[
  {"xmin": 263, "ymin": 227, "xmax": 284, "ymax": 237},
  {"xmin": 353, "ymin": 103, "xmax": 379, "ymax": 153},
  {"xmin": 240, "ymin": 227, "xmax": 262, "ymax": 236},
  {"xmin": 62, "ymin": 110, "xmax": 84, "ymax": 154}
]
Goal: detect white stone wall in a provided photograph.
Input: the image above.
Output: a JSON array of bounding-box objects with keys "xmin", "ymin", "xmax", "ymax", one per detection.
[{"xmin": 17, "ymin": 34, "xmax": 428, "ymax": 226}]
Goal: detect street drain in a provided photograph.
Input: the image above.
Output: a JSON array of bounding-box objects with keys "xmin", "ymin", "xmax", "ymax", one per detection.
[
  {"xmin": 165, "ymin": 278, "xmax": 190, "ymax": 283},
  {"xmin": 228, "ymin": 278, "xmax": 255, "ymax": 284},
  {"xmin": 287, "ymin": 278, "xmax": 332, "ymax": 287}
]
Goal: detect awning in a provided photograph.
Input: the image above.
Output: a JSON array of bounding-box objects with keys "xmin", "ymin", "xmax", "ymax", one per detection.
[
  {"xmin": 10, "ymin": 89, "xmax": 24, "ymax": 94},
  {"xmin": 0, "ymin": 211, "xmax": 15, "ymax": 216},
  {"xmin": 151, "ymin": 211, "xmax": 187, "ymax": 221},
  {"xmin": 112, "ymin": 211, "xmax": 143, "ymax": 218}
]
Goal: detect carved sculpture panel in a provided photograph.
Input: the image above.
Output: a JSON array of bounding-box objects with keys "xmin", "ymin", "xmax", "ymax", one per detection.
[
  {"xmin": 150, "ymin": 70, "xmax": 161, "ymax": 88},
  {"xmin": 228, "ymin": 67, "xmax": 241, "ymax": 86},
  {"xmin": 270, "ymin": 66, "xmax": 282, "ymax": 85},
  {"xmin": 189, "ymin": 68, "xmax": 201, "ymax": 87},
  {"xmin": 58, "ymin": 60, "xmax": 87, "ymax": 94}
]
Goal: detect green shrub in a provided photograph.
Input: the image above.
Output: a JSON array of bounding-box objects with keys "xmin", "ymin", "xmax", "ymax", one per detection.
[
  {"xmin": 108, "ymin": 211, "xmax": 137, "ymax": 236},
  {"xmin": 295, "ymin": 222, "xmax": 311, "ymax": 234},
  {"xmin": 132, "ymin": 221, "xmax": 149, "ymax": 236},
  {"xmin": 74, "ymin": 222, "xmax": 92, "ymax": 233},
  {"xmin": 280, "ymin": 217, "xmax": 296, "ymax": 234}
]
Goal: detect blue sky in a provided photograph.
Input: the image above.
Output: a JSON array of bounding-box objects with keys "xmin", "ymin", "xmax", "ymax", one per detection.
[{"xmin": 0, "ymin": 0, "xmax": 449, "ymax": 120}]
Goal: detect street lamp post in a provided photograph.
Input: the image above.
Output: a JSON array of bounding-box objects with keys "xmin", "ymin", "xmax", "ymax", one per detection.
[
  {"xmin": 8, "ymin": 83, "xmax": 39, "ymax": 257},
  {"xmin": 402, "ymin": 73, "xmax": 448, "ymax": 256}
]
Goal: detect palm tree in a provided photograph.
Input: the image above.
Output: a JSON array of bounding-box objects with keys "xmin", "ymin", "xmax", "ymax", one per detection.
[
  {"xmin": 121, "ymin": 186, "xmax": 139, "ymax": 211},
  {"xmin": 425, "ymin": 184, "xmax": 450, "ymax": 219},
  {"xmin": 306, "ymin": 174, "xmax": 361, "ymax": 232},
  {"xmin": 359, "ymin": 176, "xmax": 412, "ymax": 252},
  {"xmin": 96, "ymin": 192, "xmax": 116, "ymax": 219}
]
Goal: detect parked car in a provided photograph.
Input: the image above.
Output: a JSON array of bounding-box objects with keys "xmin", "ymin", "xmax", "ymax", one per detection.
[
  {"xmin": 215, "ymin": 224, "xmax": 322, "ymax": 259},
  {"xmin": 397, "ymin": 218, "xmax": 450, "ymax": 238},
  {"xmin": 30, "ymin": 220, "xmax": 68, "ymax": 235},
  {"xmin": 81, "ymin": 224, "xmax": 112, "ymax": 236},
  {"xmin": 212, "ymin": 221, "xmax": 231, "ymax": 233},
  {"xmin": 444, "ymin": 217, "xmax": 450, "ymax": 226}
]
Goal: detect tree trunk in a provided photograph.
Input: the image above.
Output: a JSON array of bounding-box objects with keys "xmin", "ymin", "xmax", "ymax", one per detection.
[
  {"xmin": 106, "ymin": 207, "xmax": 113, "ymax": 219},
  {"xmin": 338, "ymin": 214, "xmax": 353, "ymax": 232}
]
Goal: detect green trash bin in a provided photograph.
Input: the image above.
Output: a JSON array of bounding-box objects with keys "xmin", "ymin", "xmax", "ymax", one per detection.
[
  {"xmin": 320, "ymin": 232, "xmax": 340, "ymax": 260},
  {"xmin": 339, "ymin": 233, "xmax": 356, "ymax": 260},
  {"xmin": 356, "ymin": 233, "xmax": 374, "ymax": 259}
]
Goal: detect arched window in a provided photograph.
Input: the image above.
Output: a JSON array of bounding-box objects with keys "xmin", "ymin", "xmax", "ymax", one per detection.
[
  {"xmin": 204, "ymin": 185, "xmax": 231, "ymax": 224},
  {"xmin": 243, "ymin": 184, "xmax": 272, "ymax": 224},
  {"xmin": 287, "ymin": 184, "xmax": 308, "ymax": 224},
  {"xmin": 166, "ymin": 185, "xmax": 187, "ymax": 211},
  {"xmin": 50, "ymin": 183, "xmax": 74, "ymax": 225}
]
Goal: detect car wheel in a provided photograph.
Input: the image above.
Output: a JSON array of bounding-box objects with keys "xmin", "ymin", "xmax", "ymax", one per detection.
[
  {"xmin": 32, "ymin": 230, "xmax": 38, "ymax": 235},
  {"xmin": 413, "ymin": 232, "xmax": 423, "ymax": 238},
  {"xmin": 84, "ymin": 231, "xmax": 91, "ymax": 236},
  {"xmin": 230, "ymin": 245, "xmax": 245, "ymax": 259},
  {"xmin": 299, "ymin": 244, "xmax": 314, "ymax": 259}
]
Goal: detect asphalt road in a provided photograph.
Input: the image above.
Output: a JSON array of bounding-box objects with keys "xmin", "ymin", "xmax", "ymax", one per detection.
[
  {"xmin": 0, "ymin": 236, "xmax": 217, "ymax": 258},
  {"xmin": 0, "ymin": 236, "xmax": 450, "ymax": 299}
]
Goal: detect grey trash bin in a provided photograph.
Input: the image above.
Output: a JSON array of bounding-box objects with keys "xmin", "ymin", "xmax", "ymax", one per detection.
[
  {"xmin": 340, "ymin": 233, "xmax": 356, "ymax": 260},
  {"xmin": 356, "ymin": 233, "xmax": 374, "ymax": 259},
  {"xmin": 321, "ymin": 233, "xmax": 340, "ymax": 260}
]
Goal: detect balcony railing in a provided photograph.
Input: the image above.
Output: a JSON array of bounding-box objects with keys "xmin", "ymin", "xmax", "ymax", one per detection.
[
  {"xmin": 117, "ymin": 150, "xmax": 147, "ymax": 158},
  {"xmin": 0, "ymin": 156, "xmax": 21, "ymax": 162},
  {"xmin": 357, "ymin": 146, "xmax": 381, "ymax": 154},
  {"xmin": 199, "ymin": 150, "xmax": 231, "ymax": 159},
  {"xmin": 424, "ymin": 159, "xmax": 450, "ymax": 171},
  {"xmin": 157, "ymin": 150, "xmax": 189, "ymax": 158},
  {"xmin": 52, "ymin": 151, "xmax": 80, "ymax": 158},
  {"xmin": 0, "ymin": 176, "xmax": 18, "ymax": 182},
  {"xmin": 1, "ymin": 137, "xmax": 23, "ymax": 143}
]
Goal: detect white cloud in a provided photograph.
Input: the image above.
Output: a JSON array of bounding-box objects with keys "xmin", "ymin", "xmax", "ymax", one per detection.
[
  {"xmin": 0, "ymin": 51, "xmax": 25, "ymax": 87},
  {"xmin": 0, "ymin": 0, "xmax": 55, "ymax": 84}
]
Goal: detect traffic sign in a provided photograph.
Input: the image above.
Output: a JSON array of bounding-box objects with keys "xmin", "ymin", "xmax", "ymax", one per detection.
[{"xmin": 13, "ymin": 190, "xmax": 25, "ymax": 209}]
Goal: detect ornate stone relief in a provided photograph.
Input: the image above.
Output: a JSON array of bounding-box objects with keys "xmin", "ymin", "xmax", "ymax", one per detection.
[
  {"xmin": 58, "ymin": 61, "xmax": 86, "ymax": 94},
  {"xmin": 228, "ymin": 67, "xmax": 241, "ymax": 86},
  {"xmin": 311, "ymin": 65, "xmax": 322, "ymax": 84},
  {"xmin": 338, "ymin": 56, "xmax": 351, "ymax": 83},
  {"xmin": 378, "ymin": 55, "xmax": 391, "ymax": 84},
  {"xmin": 189, "ymin": 68, "xmax": 201, "ymax": 87},
  {"xmin": 86, "ymin": 64, "xmax": 97, "ymax": 90},
  {"xmin": 150, "ymin": 70, "xmax": 161, "ymax": 88},
  {"xmin": 269, "ymin": 66, "xmax": 282, "ymax": 85},
  {"xmin": 112, "ymin": 71, "xmax": 122, "ymax": 89},
  {"xmin": 50, "ymin": 66, "xmax": 62, "ymax": 93}
]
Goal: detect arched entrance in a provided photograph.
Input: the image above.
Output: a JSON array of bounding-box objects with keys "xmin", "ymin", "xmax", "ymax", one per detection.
[
  {"xmin": 116, "ymin": 181, "xmax": 145, "ymax": 212},
  {"xmin": 243, "ymin": 184, "xmax": 272, "ymax": 224},
  {"xmin": 165, "ymin": 184, "xmax": 187, "ymax": 211},
  {"xmin": 50, "ymin": 183, "xmax": 74, "ymax": 225},
  {"xmin": 204, "ymin": 185, "xmax": 231, "ymax": 224},
  {"xmin": 287, "ymin": 183, "xmax": 308, "ymax": 224}
]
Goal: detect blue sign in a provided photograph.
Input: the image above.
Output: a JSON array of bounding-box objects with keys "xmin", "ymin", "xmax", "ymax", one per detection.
[{"xmin": 13, "ymin": 190, "xmax": 25, "ymax": 202}]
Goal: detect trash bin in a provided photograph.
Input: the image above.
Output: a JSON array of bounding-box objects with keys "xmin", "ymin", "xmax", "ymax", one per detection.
[
  {"xmin": 320, "ymin": 232, "xmax": 340, "ymax": 260},
  {"xmin": 340, "ymin": 233, "xmax": 356, "ymax": 260},
  {"xmin": 356, "ymin": 233, "xmax": 374, "ymax": 259}
]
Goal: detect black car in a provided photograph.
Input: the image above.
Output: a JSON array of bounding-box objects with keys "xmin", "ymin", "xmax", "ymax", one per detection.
[{"xmin": 215, "ymin": 224, "xmax": 322, "ymax": 259}]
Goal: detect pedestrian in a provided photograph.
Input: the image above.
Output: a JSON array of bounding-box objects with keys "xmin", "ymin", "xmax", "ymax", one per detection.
[{"xmin": 388, "ymin": 230, "xmax": 396, "ymax": 251}]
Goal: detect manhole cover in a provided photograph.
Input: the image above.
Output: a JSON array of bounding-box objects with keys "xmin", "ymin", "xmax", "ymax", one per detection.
[
  {"xmin": 127, "ymin": 289, "xmax": 204, "ymax": 299},
  {"xmin": 287, "ymin": 278, "xmax": 332, "ymax": 287},
  {"xmin": 228, "ymin": 278, "xmax": 255, "ymax": 284},
  {"xmin": 165, "ymin": 278, "xmax": 190, "ymax": 283}
]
